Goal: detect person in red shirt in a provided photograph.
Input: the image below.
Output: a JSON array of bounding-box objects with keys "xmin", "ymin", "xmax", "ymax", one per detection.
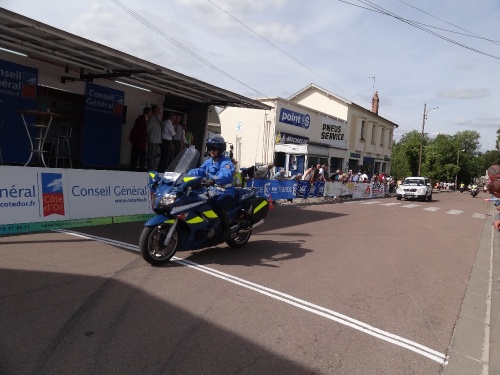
[{"xmin": 129, "ymin": 106, "xmax": 152, "ymax": 171}]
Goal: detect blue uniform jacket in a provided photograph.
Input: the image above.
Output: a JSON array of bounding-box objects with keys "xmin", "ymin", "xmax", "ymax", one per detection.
[{"xmin": 187, "ymin": 156, "xmax": 235, "ymax": 196}]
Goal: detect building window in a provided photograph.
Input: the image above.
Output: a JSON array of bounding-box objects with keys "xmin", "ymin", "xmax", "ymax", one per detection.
[
  {"xmin": 388, "ymin": 131, "xmax": 393, "ymax": 148},
  {"xmin": 380, "ymin": 128, "xmax": 385, "ymax": 146},
  {"xmin": 371, "ymin": 124, "xmax": 376, "ymax": 144},
  {"xmin": 360, "ymin": 121, "xmax": 366, "ymax": 141}
]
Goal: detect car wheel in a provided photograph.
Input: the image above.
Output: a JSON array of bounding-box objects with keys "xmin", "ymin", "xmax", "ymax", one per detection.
[{"xmin": 396, "ymin": 195, "xmax": 401, "ymax": 200}]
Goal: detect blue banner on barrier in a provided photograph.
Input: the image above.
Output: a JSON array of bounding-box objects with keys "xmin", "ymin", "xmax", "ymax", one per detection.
[
  {"xmin": 246, "ymin": 179, "xmax": 327, "ymax": 199},
  {"xmin": 296, "ymin": 180, "xmax": 311, "ymax": 198}
]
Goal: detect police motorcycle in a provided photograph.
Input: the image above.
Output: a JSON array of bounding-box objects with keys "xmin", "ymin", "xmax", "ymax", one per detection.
[
  {"xmin": 459, "ymin": 183, "xmax": 465, "ymax": 193},
  {"xmin": 140, "ymin": 147, "xmax": 269, "ymax": 265},
  {"xmin": 470, "ymin": 184, "xmax": 479, "ymax": 198}
]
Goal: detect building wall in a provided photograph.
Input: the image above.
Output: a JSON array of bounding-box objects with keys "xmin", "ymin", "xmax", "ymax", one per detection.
[
  {"xmin": 219, "ymin": 103, "xmax": 275, "ymax": 170},
  {"xmin": 289, "ymin": 86, "xmax": 395, "ymax": 173}
]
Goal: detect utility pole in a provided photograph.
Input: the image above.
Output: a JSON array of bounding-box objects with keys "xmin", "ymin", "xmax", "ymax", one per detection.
[{"xmin": 418, "ymin": 104, "xmax": 426, "ymax": 177}]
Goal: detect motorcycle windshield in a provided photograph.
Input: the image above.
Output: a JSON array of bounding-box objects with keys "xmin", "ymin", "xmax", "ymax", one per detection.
[{"xmin": 165, "ymin": 147, "xmax": 200, "ymax": 174}]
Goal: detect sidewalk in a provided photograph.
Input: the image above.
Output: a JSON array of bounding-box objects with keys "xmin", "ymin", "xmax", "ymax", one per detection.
[{"xmin": 442, "ymin": 204, "xmax": 499, "ymax": 374}]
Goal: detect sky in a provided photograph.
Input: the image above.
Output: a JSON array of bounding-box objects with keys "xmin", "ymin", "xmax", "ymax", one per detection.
[{"xmin": 2, "ymin": 0, "xmax": 500, "ymax": 151}]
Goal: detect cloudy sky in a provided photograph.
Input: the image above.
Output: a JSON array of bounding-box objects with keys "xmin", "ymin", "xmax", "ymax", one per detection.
[{"xmin": 3, "ymin": 0, "xmax": 500, "ymax": 150}]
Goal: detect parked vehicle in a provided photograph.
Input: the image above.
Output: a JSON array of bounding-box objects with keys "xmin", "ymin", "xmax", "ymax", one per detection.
[
  {"xmin": 396, "ymin": 176, "xmax": 433, "ymax": 202},
  {"xmin": 140, "ymin": 148, "xmax": 269, "ymax": 265}
]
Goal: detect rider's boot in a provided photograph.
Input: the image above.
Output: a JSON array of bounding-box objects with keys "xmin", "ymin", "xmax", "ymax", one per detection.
[{"xmin": 218, "ymin": 209, "xmax": 231, "ymax": 241}]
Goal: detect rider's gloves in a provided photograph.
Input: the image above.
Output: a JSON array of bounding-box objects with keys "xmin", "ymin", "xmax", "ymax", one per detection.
[{"xmin": 206, "ymin": 179, "xmax": 215, "ymax": 187}]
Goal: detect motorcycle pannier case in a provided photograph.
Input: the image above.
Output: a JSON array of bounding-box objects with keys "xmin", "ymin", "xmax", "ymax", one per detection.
[{"xmin": 245, "ymin": 196, "xmax": 269, "ymax": 224}]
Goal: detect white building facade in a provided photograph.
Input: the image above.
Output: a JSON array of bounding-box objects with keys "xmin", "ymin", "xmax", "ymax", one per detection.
[{"xmin": 220, "ymin": 84, "xmax": 398, "ymax": 177}]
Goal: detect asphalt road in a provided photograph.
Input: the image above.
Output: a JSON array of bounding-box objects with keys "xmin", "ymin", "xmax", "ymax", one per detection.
[{"xmin": 1, "ymin": 190, "xmax": 498, "ymax": 375}]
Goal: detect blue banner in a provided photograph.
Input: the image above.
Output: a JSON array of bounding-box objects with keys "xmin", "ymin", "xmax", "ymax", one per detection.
[
  {"xmin": 246, "ymin": 179, "xmax": 326, "ymax": 200},
  {"xmin": 0, "ymin": 59, "xmax": 38, "ymax": 163},
  {"xmin": 83, "ymin": 83, "xmax": 124, "ymax": 167}
]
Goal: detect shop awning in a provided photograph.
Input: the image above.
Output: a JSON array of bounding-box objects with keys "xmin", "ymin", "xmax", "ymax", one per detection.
[{"xmin": 0, "ymin": 8, "xmax": 270, "ymax": 110}]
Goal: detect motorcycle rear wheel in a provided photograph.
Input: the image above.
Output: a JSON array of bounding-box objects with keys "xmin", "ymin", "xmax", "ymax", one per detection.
[
  {"xmin": 140, "ymin": 225, "xmax": 179, "ymax": 265},
  {"xmin": 226, "ymin": 229, "xmax": 252, "ymax": 248}
]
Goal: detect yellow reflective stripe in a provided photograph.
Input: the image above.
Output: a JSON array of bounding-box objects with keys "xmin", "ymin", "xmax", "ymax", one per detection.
[
  {"xmin": 164, "ymin": 219, "xmax": 175, "ymax": 224},
  {"xmin": 183, "ymin": 177, "xmax": 196, "ymax": 182},
  {"xmin": 149, "ymin": 172, "xmax": 156, "ymax": 178},
  {"xmin": 253, "ymin": 200, "xmax": 268, "ymax": 213},
  {"xmin": 186, "ymin": 216, "xmax": 204, "ymax": 224},
  {"xmin": 203, "ymin": 210, "xmax": 218, "ymax": 219}
]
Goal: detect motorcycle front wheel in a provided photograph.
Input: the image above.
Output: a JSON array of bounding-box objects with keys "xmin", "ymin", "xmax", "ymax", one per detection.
[{"xmin": 139, "ymin": 225, "xmax": 179, "ymax": 265}]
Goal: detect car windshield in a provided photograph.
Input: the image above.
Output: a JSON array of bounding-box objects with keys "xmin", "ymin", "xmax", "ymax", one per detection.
[{"xmin": 404, "ymin": 179, "xmax": 423, "ymax": 185}]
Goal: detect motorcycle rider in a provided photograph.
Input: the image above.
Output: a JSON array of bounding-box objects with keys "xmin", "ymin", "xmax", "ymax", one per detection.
[
  {"xmin": 470, "ymin": 182, "xmax": 478, "ymax": 196},
  {"xmin": 187, "ymin": 135, "xmax": 234, "ymax": 240},
  {"xmin": 459, "ymin": 182, "xmax": 465, "ymax": 193}
]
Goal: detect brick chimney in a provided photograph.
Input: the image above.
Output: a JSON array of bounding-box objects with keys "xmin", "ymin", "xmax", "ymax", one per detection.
[{"xmin": 371, "ymin": 91, "xmax": 379, "ymax": 115}]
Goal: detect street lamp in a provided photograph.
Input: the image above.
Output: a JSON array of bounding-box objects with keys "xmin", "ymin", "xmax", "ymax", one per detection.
[{"xmin": 418, "ymin": 103, "xmax": 438, "ymax": 176}]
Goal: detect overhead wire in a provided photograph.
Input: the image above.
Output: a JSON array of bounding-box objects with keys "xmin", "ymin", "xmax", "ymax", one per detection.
[
  {"xmin": 353, "ymin": 0, "xmax": 500, "ymax": 59},
  {"xmin": 109, "ymin": 0, "xmax": 270, "ymax": 99}
]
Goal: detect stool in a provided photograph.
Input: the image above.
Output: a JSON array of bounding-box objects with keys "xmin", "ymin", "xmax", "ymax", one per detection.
[{"xmin": 50, "ymin": 124, "xmax": 72, "ymax": 168}]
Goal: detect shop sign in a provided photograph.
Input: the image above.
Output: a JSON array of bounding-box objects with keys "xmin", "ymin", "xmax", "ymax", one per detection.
[
  {"xmin": 279, "ymin": 107, "xmax": 310, "ymax": 129},
  {"xmin": 364, "ymin": 156, "xmax": 375, "ymax": 163},
  {"xmin": 350, "ymin": 152, "xmax": 361, "ymax": 159},
  {"xmin": 320, "ymin": 116, "xmax": 346, "ymax": 148},
  {"xmin": 275, "ymin": 131, "xmax": 309, "ymax": 145}
]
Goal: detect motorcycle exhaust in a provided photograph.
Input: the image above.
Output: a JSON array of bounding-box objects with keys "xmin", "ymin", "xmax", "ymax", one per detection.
[{"xmin": 238, "ymin": 219, "xmax": 264, "ymax": 234}]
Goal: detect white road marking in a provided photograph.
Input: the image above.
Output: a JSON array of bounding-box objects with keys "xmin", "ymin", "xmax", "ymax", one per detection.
[
  {"xmin": 472, "ymin": 213, "xmax": 486, "ymax": 219},
  {"xmin": 56, "ymin": 229, "xmax": 447, "ymax": 365},
  {"xmin": 402, "ymin": 204, "xmax": 420, "ymax": 208},
  {"xmin": 359, "ymin": 201, "xmax": 382, "ymax": 204},
  {"xmin": 446, "ymin": 210, "xmax": 463, "ymax": 215},
  {"xmin": 379, "ymin": 203, "xmax": 401, "ymax": 206},
  {"xmin": 423, "ymin": 207, "xmax": 440, "ymax": 211}
]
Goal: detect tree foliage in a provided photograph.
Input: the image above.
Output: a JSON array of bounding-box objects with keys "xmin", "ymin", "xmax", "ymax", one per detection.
[{"xmin": 390, "ymin": 129, "xmax": 499, "ymax": 183}]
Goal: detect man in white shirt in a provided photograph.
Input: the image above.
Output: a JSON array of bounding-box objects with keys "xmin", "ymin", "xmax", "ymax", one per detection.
[{"xmin": 158, "ymin": 112, "xmax": 176, "ymax": 172}]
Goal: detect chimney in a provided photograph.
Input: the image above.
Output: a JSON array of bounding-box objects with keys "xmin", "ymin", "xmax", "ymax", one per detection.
[{"xmin": 371, "ymin": 91, "xmax": 379, "ymax": 115}]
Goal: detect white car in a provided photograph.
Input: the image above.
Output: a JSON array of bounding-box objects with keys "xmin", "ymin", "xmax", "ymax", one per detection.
[{"xmin": 396, "ymin": 177, "xmax": 433, "ymax": 202}]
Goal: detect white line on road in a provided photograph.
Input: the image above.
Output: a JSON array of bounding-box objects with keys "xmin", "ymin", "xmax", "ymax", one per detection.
[
  {"xmin": 423, "ymin": 207, "xmax": 440, "ymax": 211},
  {"xmin": 402, "ymin": 204, "xmax": 421, "ymax": 208},
  {"xmin": 446, "ymin": 210, "xmax": 463, "ymax": 215},
  {"xmin": 379, "ymin": 203, "xmax": 401, "ymax": 206},
  {"xmin": 56, "ymin": 229, "xmax": 447, "ymax": 365},
  {"xmin": 472, "ymin": 213, "xmax": 486, "ymax": 219}
]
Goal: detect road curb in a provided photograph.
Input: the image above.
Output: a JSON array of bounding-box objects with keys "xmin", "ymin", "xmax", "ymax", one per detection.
[{"xmin": 442, "ymin": 204, "xmax": 497, "ymax": 374}]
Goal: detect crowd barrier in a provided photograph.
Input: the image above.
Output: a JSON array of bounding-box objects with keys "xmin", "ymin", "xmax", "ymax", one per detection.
[{"xmin": 246, "ymin": 179, "xmax": 390, "ymax": 200}]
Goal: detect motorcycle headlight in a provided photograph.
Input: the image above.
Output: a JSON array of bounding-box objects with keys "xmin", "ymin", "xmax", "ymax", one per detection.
[{"xmin": 157, "ymin": 193, "xmax": 177, "ymax": 209}]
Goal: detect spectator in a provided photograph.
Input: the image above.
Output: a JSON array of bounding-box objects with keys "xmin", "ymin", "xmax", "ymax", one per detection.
[
  {"xmin": 146, "ymin": 105, "xmax": 162, "ymax": 171},
  {"xmin": 360, "ymin": 171, "xmax": 369, "ymax": 183},
  {"xmin": 313, "ymin": 164, "xmax": 321, "ymax": 182},
  {"xmin": 352, "ymin": 172, "xmax": 361, "ymax": 183},
  {"xmin": 158, "ymin": 111, "xmax": 176, "ymax": 172},
  {"xmin": 487, "ymin": 179, "xmax": 500, "ymax": 230},
  {"xmin": 172, "ymin": 113, "xmax": 185, "ymax": 158},
  {"xmin": 183, "ymin": 123, "xmax": 194, "ymax": 148},
  {"xmin": 233, "ymin": 161, "xmax": 242, "ymax": 187},
  {"xmin": 302, "ymin": 165, "xmax": 316, "ymax": 182},
  {"xmin": 129, "ymin": 106, "xmax": 151, "ymax": 171},
  {"xmin": 255, "ymin": 163, "xmax": 274, "ymax": 179},
  {"xmin": 317, "ymin": 164, "xmax": 326, "ymax": 182},
  {"xmin": 273, "ymin": 169, "xmax": 286, "ymax": 180},
  {"xmin": 240, "ymin": 166, "xmax": 256, "ymax": 186}
]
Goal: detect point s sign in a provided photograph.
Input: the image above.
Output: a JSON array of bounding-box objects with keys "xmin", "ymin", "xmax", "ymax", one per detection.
[{"xmin": 279, "ymin": 108, "xmax": 310, "ymax": 129}]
